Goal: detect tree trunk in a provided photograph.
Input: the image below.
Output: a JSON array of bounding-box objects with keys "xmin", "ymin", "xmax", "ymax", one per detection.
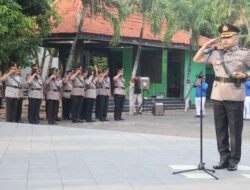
[
  {"xmin": 227, "ymin": 4, "xmax": 232, "ymax": 24},
  {"xmin": 184, "ymin": 38, "xmax": 193, "ymax": 112},
  {"xmin": 35, "ymin": 52, "xmax": 39, "ymax": 66},
  {"xmin": 46, "ymin": 48, "xmax": 56, "ymax": 76},
  {"xmin": 40, "ymin": 48, "xmax": 47, "ymax": 73},
  {"xmin": 65, "ymin": 7, "xmax": 86, "ymax": 73},
  {"xmin": 129, "ymin": 16, "xmax": 145, "ymax": 115},
  {"xmin": 242, "ymin": 8, "xmax": 250, "ymax": 48}
]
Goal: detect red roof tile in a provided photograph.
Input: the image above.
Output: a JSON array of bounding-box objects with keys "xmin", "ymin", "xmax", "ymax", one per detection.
[{"xmin": 52, "ymin": 0, "xmax": 222, "ymax": 47}]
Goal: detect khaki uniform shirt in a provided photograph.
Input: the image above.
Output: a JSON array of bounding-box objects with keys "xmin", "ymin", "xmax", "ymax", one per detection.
[
  {"xmin": 62, "ymin": 78, "xmax": 73, "ymax": 99},
  {"xmin": 27, "ymin": 75, "xmax": 43, "ymax": 99},
  {"xmin": 16, "ymin": 75, "xmax": 23, "ymax": 98},
  {"xmin": 85, "ymin": 78, "xmax": 96, "ymax": 99},
  {"xmin": 97, "ymin": 76, "xmax": 110, "ymax": 96},
  {"xmin": 71, "ymin": 76, "xmax": 85, "ymax": 96},
  {"xmin": 4, "ymin": 75, "xmax": 21, "ymax": 98},
  {"xmin": 46, "ymin": 77, "xmax": 62, "ymax": 100},
  {"xmin": 114, "ymin": 77, "xmax": 126, "ymax": 95},
  {"xmin": 206, "ymin": 46, "xmax": 250, "ymax": 101}
]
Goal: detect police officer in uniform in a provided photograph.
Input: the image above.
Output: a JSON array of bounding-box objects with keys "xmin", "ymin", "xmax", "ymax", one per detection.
[
  {"xmin": 80, "ymin": 69, "xmax": 87, "ymax": 121},
  {"xmin": 193, "ymin": 24, "xmax": 250, "ymax": 171},
  {"xmin": 113, "ymin": 68, "xmax": 126, "ymax": 121},
  {"xmin": 62, "ymin": 70, "xmax": 73, "ymax": 120},
  {"xmin": 16, "ymin": 66, "xmax": 24, "ymax": 123},
  {"xmin": 84, "ymin": 70, "xmax": 97, "ymax": 122},
  {"xmin": 27, "ymin": 65, "xmax": 43, "ymax": 124},
  {"xmin": 0, "ymin": 64, "xmax": 20, "ymax": 122},
  {"xmin": 96, "ymin": 68, "xmax": 110, "ymax": 121},
  {"xmin": 46, "ymin": 68, "xmax": 62, "ymax": 124},
  {"xmin": 0, "ymin": 71, "xmax": 3, "ymax": 109},
  {"xmin": 95, "ymin": 69, "xmax": 102, "ymax": 120},
  {"xmin": 70, "ymin": 66, "xmax": 85, "ymax": 123}
]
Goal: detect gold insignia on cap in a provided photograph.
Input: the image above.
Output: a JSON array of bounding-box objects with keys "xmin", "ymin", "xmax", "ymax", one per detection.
[{"xmin": 222, "ymin": 25, "xmax": 228, "ymax": 32}]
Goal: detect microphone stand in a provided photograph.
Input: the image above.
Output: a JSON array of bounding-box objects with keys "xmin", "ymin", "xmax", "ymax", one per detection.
[{"xmin": 173, "ymin": 51, "xmax": 218, "ymax": 180}]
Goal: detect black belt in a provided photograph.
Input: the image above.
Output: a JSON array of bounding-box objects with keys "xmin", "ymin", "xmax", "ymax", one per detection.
[
  {"xmin": 31, "ymin": 88, "xmax": 41, "ymax": 90},
  {"xmin": 48, "ymin": 89, "xmax": 59, "ymax": 92},
  {"xmin": 73, "ymin": 86, "xmax": 84, "ymax": 88},
  {"xmin": 63, "ymin": 90, "xmax": 72, "ymax": 92},
  {"xmin": 214, "ymin": 77, "xmax": 246, "ymax": 83},
  {"xmin": 86, "ymin": 87, "xmax": 96, "ymax": 90},
  {"xmin": 115, "ymin": 86, "xmax": 125, "ymax": 89},
  {"xmin": 6, "ymin": 85, "xmax": 21, "ymax": 89},
  {"xmin": 98, "ymin": 87, "xmax": 109, "ymax": 89}
]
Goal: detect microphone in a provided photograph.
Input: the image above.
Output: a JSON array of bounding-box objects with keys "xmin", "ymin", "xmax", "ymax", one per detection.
[{"xmin": 204, "ymin": 46, "xmax": 217, "ymax": 54}]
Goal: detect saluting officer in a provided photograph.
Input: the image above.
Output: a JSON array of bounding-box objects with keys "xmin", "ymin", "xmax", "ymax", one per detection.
[
  {"xmin": 95, "ymin": 69, "xmax": 102, "ymax": 120},
  {"xmin": 84, "ymin": 70, "xmax": 97, "ymax": 122},
  {"xmin": 113, "ymin": 68, "xmax": 126, "ymax": 121},
  {"xmin": 16, "ymin": 66, "xmax": 24, "ymax": 123},
  {"xmin": 46, "ymin": 68, "xmax": 62, "ymax": 125},
  {"xmin": 70, "ymin": 66, "xmax": 85, "ymax": 123},
  {"xmin": 80, "ymin": 69, "xmax": 87, "ymax": 121},
  {"xmin": 62, "ymin": 70, "xmax": 73, "ymax": 120},
  {"xmin": 96, "ymin": 68, "xmax": 110, "ymax": 121},
  {"xmin": 193, "ymin": 24, "xmax": 250, "ymax": 171},
  {"xmin": 27, "ymin": 64, "xmax": 43, "ymax": 124},
  {"xmin": 0, "ymin": 71, "xmax": 3, "ymax": 109},
  {"xmin": 0, "ymin": 64, "xmax": 20, "ymax": 122}
]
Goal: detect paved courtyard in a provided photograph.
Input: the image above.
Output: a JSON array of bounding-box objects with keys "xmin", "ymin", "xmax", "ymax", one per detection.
[{"xmin": 0, "ymin": 109, "xmax": 250, "ymax": 190}]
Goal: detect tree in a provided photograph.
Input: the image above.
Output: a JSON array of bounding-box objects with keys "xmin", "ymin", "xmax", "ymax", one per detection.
[
  {"xmin": 127, "ymin": 0, "xmax": 164, "ymax": 114},
  {"xmin": 65, "ymin": 0, "xmax": 129, "ymax": 73},
  {"xmin": 164, "ymin": 0, "xmax": 215, "ymax": 112},
  {"xmin": 0, "ymin": 0, "xmax": 62, "ymax": 72},
  {"xmin": 211, "ymin": 0, "xmax": 250, "ymax": 48}
]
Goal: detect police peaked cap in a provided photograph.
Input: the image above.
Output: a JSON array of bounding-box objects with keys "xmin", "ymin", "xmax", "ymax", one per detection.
[
  {"xmin": 218, "ymin": 24, "xmax": 240, "ymax": 38},
  {"xmin": 74, "ymin": 65, "xmax": 82, "ymax": 70},
  {"xmin": 49, "ymin": 67, "xmax": 56, "ymax": 72},
  {"xmin": 31, "ymin": 64, "xmax": 38, "ymax": 69},
  {"xmin": 10, "ymin": 63, "xmax": 17, "ymax": 69}
]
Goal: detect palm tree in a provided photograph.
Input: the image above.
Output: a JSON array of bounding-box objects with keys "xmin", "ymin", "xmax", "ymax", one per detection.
[
  {"xmin": 164, "ymin": 0, "xmax": 215, "ymax": 111},
  {"xmin": 65, "ymin": 0, "xmax": 128, "ymax": 73},
  {"xmin": 210, "ymin": 0, "xmax": 249, "ymax": 47},
  {"xmin": 127, "ymin": 0, "xmax": 164, "ymax": 114}
]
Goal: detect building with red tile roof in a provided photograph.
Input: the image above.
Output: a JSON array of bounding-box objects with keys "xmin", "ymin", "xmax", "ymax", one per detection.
[{"xmin": 44, "ymin": 0, "xmax": 219, "ymax": 103}]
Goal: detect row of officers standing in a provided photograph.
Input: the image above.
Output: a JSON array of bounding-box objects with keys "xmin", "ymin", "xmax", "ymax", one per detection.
[{"xmin": 0, "ymin": 64, "xmax": 126, "ymax": 124}]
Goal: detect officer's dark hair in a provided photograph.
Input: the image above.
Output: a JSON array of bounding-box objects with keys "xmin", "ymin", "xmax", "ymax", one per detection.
[
  {"xmin": 48, "ymin": 68, "xmax": 55, "ymax": 77},
  {"xmin": 87, "ymin": 69, "xmax": 93, "ymax": 78}
]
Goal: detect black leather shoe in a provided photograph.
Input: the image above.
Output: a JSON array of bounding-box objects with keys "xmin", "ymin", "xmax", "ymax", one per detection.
[
  {"xmin": 213, "ymin": 161, "xmax": 228, "ymax": 169},
  {"xmin": 86, "ymin": 119, "xmax": 96, "ymax": 122},
  {"xmin": 119, "ymin": 118, "xmax": 125, "ymax": 120},
  {"xmin": 114, "ymin": 118, "xmax": 120, "ymax": 121},
  {"xmin": 228, "ymin": 163, "xmax": 238, "ymax": 171}
]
